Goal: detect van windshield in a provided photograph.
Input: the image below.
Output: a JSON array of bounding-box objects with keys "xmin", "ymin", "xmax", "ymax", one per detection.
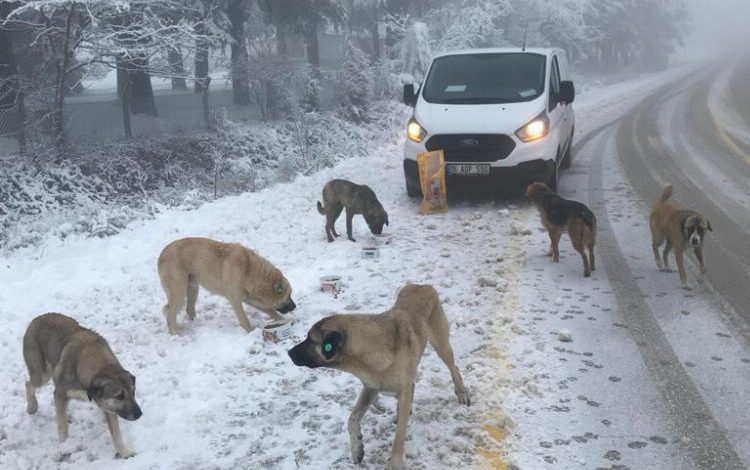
[{"xmin": 422, "ymin": 53, "xmax": 546, "ymax": 104}]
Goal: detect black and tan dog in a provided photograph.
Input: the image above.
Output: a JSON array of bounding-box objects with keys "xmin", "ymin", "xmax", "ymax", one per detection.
[
  {"xmin": 23, "ymin": 313, "xmax": 142, "ymax": 459},
  {"xmin": 526, "ymin": 182, "xmax": 597, "ymax": 277},
  {"xmin": 650, "ymin": 184, "xmax": 712, "ymax": 289},
  {"xmin": 317, "ymin": 179, "xmax": 389, "ymax": 242},
  {"xmin": 288, "ymin": 284, "xmax": 469, "ymax": 470}
]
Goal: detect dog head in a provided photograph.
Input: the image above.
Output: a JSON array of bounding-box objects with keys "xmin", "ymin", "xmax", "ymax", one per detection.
[
  {"xmin": 525, "ymin": 181, "xmax": 553, "ymax": 201},
  {"xmin": 364, "ymin": 208, "xmax": 389, "ymax": 235},
  {"xmin": 87, "ymin": 368, "xmax": 142, "ymax": 421},
  {"xmin": 683, "ymin": 214, "xmax": 712, "ymax": 247},
  {"xmin": 244, "ymin": 255, "xmax": 296, "ymax": 314},
  {"xmin": 288, "ymin": 317, "xmax": 345, "ymax": 369}
]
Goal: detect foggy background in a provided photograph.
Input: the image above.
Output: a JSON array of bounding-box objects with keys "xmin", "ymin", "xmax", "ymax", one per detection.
[{"xmin": 683, "ymin": 0, "xmax": 750, "ymax": 57}]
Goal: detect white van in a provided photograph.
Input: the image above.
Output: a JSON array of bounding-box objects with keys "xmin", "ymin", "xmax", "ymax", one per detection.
[{"xmin": 402, "ymin": 48, "xmax": 575, "ymax": 195}]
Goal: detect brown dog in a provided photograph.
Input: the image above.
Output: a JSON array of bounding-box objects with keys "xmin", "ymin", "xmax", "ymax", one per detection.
[
  {"xmin": 158, "ymin": 237, "xmax": 296, "ymax": 335},
  {"xmin": 526, "ymin": 182, "xmax": 597, "ymax": 277},
  {"xmin": 288, "ymin": 284, "xmax": 469, "ymax": 470},
  {"xmin": 23, "ymin": 313, "xmax": 142, "ymax": 458},
  {"xmin": 650, "ymin": 184, "xmax": 712, "ymax": 289},
  {"xmin": 317, "ymin": 179, "xmax": 389, "ymax": 242}
]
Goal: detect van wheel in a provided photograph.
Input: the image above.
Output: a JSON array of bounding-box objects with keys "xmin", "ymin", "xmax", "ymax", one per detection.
[
  {"xmin": 406, "ymin": 182, "xmax": 422, "ymax": 198},
  {"xmin": 548, "ymin": 163, "xmax": 559, "ymax": 192},
  {"xmin": 560, "ymin": 142, "xmax": 573, "ymax": 170},
  {"xmin": 560, "ymin": 130, "xmax": 575, "ymax": 170}
]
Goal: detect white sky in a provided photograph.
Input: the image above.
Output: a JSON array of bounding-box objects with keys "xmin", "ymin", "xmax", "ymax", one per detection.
[{"xmin": 683, "ymin": 0, "xmax": 750, "ymax": 57}]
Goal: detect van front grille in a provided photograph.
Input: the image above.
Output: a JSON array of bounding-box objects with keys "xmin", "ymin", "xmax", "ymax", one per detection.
[{"xmin": 425, "ymin": 134, "xmax": 516, "ymax": 162}]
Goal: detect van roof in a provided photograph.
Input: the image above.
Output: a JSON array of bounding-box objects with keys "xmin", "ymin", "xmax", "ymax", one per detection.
[{"xmin": 433, "ymin": 47, "xmax": 560, "ymax": 59}]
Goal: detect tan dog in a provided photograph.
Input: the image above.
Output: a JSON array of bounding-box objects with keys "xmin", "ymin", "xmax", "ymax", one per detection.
[
  {"xmin": 526, "ymin": 182, "xmax": 597, "ymax": 277},
  {"xmin": 23, "ymin": 313, "xmax": 142, "ymax": 458},
  {"xmin": 157, "ymin": 237, "xmax": 296, "ymax": 335},
  {"xmin": 288, "ymin": 284, "xmax": 470, "ymax": 470},
  {"xmin": 650, "ymin": 184, "xmax": 712, "ymax": 289}
]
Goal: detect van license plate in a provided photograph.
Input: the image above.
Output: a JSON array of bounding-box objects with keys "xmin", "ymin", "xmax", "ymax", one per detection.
[{"xmin": 447, "ymin": 164, "xmax": 490, "ymax": 175}]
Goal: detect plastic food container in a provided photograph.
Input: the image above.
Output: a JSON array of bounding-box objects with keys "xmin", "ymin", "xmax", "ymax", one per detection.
[
  {"xmin": 262, "ymin": 321, "xmax": 293, "ymax": 343},
  {"xmin": 361, "ymin": 245, "xmax": 379, "ymax": 259},
  {"xmin": 320, "ymin": 275, "xmax": 343, "ymax": 295}
]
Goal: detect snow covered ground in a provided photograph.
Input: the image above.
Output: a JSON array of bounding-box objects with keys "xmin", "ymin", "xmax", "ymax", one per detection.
[{"xmin": 0, "ymin": 65, "xmax": 692, "ymax": 469}]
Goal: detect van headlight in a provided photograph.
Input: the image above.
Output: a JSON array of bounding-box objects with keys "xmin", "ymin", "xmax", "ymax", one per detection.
[
  {"xmin": 407, "ymin": 118, "xmax": 427, "ymax": 143},
  {"xmin": 515, "ymin": 113, "xmax": 549, "ymax": 143}
]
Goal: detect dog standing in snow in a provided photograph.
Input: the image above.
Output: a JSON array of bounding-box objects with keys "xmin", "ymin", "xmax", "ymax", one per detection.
[
  {"xmin": 650, "ymin": 184, "xmax": 712, "ymax": 289},
  {"xmin": 288, "ymin": 284, "xmax": 470, "ymax": 470},
  {"xmin": 23, "ymin": 313, "xmax": 142, "ymax": 458},
  {"xmin": 317, "ymin": 179, "xmax": 389, "ymax": 242},
  {"xmin": 157, "ymin": 237, "xmax": 296, "ymax": 334},
  {"xmin": 526, "ymin": 181, "xmax": 597, "ymax": 277}
]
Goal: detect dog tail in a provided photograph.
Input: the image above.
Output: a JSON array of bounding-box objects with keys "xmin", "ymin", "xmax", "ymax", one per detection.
[
  {"xmin": 657, "ymin": 184, "xmax": 673, "ymax": 203},
  {"xmin": 316, "ymin": 201, "xmax": 325, "ymax": 215},
  {"xmin": 586, "ymin": 213, "xmax": 597, "ymax": 245},
  {"xmin": 579, "ymin": 207, "xmax": 596, "ymax": 230}
]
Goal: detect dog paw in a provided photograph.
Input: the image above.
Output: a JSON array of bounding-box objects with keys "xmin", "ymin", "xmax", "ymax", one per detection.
[
  {"xmin": 660, "ymin": 267, "xmax": 672, "ymax": 273},
  {"xmin": 388, "ymin": 455, "xmax": 405, "ymax": 470},
  {"xmin": 456, "ymin": 388, "xmax": 471, "ymax": 407},
  {"xmin": 116, "ymin": 449, "xmax": 135, "ymax": 459},
  {"xmin": 348, "ymin": 237, "xmax": 357, "ymax": 243},
  {"xmin": 350, "ymin": 438, "xmax": 364, "ymax": 464},
  {"xmin": 26, "ymin": 401, "xmax": 38, "ymax": 415},
  {"xmin": 584, "ymin": 271, "xmax": 591, "ymax": 278},
  {"xmin": 327, "ymin": 238, "xmax": 334, "ymax": 243},
  {"xmin": 700, "ymin": 266, "xmax": 708, "ymax": 274},
  {"xmin": 681, "ymin": 283, "xmax": 693, "ymax": 291}
]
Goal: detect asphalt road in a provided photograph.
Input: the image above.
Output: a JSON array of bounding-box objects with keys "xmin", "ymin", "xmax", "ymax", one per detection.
[{"xmin": 561, "ymin": 62, "xmax": 750, "ymax": 469}]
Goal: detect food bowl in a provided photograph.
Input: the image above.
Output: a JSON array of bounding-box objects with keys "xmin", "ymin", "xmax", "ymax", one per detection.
[
  {"xmin": 361, "ymin": 245, "xmax": 380, "ymax": 259},
  {"xmin": 320, "ymin": 275, "xmax": 343, "ymax": 296},
  {"xmin": 262, "ymin": 321, "xmax": 293, "ymax": 343},
  {"xmin": 373, "ymin": 232, "xmax": 394, "ymax": 245}
]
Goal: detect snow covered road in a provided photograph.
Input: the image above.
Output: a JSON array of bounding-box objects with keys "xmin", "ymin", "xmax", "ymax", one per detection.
[{"xmin": 505, "ymin": 63, "xmax": 750, "ymax": 469}]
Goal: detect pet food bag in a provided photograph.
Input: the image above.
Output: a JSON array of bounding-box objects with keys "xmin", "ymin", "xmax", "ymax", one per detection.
[{"xmin": 417, "ymin": 150, "xmax": 448, "ymax": 214}]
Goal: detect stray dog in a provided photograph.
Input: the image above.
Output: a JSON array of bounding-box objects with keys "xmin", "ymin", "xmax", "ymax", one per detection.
[
  {"xmin": 288, "ymin": 284, "xmax": 470, "ymax": 470},
  {"xmin": 317, "ymin": 179, "xmax": 389, "ymax": 242},
  {"xmin": 527, "ymin": 182, "xmax": 597, "ymax": 277},
  {"xmin": 23, "ymin": 313, "xmax": 142, "ymax": 458},
  {"xmin": 158, "ymin": 237, "xmax": 296, "ymax": 335},
  {"xmin": 650, "ymin": 184, "xmax": 712, "ymax": 289}
]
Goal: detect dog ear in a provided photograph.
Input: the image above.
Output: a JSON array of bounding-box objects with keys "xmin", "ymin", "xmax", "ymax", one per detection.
[
  {"xmin": 681, "ymin": 216, "xmax": 692, "ymax": 237},
  {"xmin": 706, "ymin": 220, "xmax": 713, "ymax": 232},
  {"xmin": 127, "ymin": 371, "xmax": 136, "ymax": 387},
  {"xmin": 384, "ymin": 213, "xmax": 389, "ymax": 226},
  {"xmin": 322, "ymin": 331, "xmax": 344, "ymax": 360},
  {"xmin": 87, "ymin": 375, "xmax": 107, "ymax": 401}
]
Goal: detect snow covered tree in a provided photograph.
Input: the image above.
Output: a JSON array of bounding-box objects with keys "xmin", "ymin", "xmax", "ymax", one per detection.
[
  {"xmin": 399, "ymin": 21, "xmax": 430, "ymax": 81},
  {"xmin": 336, "ymin": 40, "xmax": 373, "ymax": 122},
  {"xmin": 2, "ymin": 0, "xmax": 216, "ymax": 146},
  {"xmin": 347, "ymin": 0, "xmax": 386, "ymax": 60}
]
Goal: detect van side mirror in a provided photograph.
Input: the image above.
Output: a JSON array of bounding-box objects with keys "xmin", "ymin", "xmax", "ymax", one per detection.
[
  {"xmin": 403, "ymin": 83, "xmax": 417, "ymax": 107},
  {"xmin": 559, "ymin": 81, "xmax": 575, "ymax": 104}
]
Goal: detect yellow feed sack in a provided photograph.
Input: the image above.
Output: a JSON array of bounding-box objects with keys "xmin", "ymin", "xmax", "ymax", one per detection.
[{"xmin": 417, "ymin": 150, "xmax": 448, "ymax": 214}]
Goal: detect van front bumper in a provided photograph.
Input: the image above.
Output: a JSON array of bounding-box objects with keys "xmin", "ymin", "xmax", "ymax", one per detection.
[{"xmin": 404, "ymin": 158, "xmax": 555, "ymax": 195}]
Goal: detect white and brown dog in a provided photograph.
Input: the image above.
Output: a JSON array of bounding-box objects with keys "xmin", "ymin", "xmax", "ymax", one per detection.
[{"xmin": 650, "ymin": 184, "xmax": 712, "ymax": 289}]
